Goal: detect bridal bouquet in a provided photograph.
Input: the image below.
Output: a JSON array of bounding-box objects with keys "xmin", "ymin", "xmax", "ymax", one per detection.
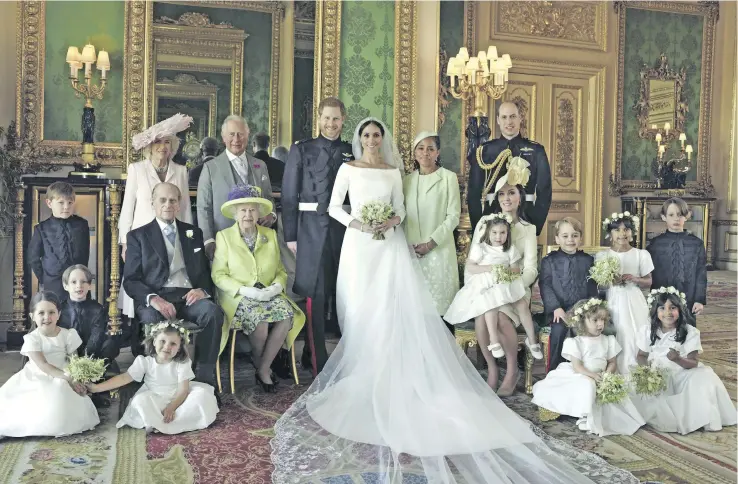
[
  {"xmin": 588, "ymin": 256, "xmax": 621, "ymax": 287},
  {"xmin": 66, "ymin": 354, "xmax": 107, "ymax": 384},
  {"xmin": 629, "ymin": 365, "xmax": 668, "ymax": 396},
  {"xmin": 489, "ymin": 264, "xmax": 519, "ymax": 284},
  {"xmin": 360, "ymin": 200, "xmax": 395, "ymax": 240},
  {"xmin": 595, "ymin": 372, "xmax": 628, "ymax": 405}
]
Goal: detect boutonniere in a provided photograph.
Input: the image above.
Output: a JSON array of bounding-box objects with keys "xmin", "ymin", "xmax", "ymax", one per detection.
[
  {"xmin": 253, "ymin": 163, "xmax": 261, "ymax": 168},
  {"xmin": 186, "ymin": 230, "xmax": 194, "ymax": 239}
]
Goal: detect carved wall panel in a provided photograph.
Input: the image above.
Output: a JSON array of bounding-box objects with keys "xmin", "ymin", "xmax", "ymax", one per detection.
[
  {"xmin": 550, "ymin": 200, "xmax": 580, "ymax": 213},
  {"xmin": 312, "ymin": 0, "xmax": 342, "ymax": 136},
  {"xmin": 551, "ymin": 85, "xmax": 582, "ymax": 193},
  {"xmin": 490, "ymin": 1, "xmax": 607, "ymax": 52}
]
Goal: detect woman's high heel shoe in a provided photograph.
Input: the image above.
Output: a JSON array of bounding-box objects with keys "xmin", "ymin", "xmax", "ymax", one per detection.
[{"xmin": 256, "ymin": 373, "xmax": 277, "ymax": 393}]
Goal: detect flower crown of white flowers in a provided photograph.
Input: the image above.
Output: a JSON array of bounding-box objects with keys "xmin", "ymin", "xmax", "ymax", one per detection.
[
  {"xmin": 568, "ymin": 298, "xmax": 609, "ymax": 327},
  {"xmin": 602, "ymin": 211, "xmax": 639, "ymax": 235},
  {"xmin": 647, "ymin": 286, "xmax": 687, "ymax": 308},
  {"xmin": 485, "ymin": 212, "xmax": 513, "ymax": 224},
  {"xmin": 150, "ymin": 320, "xmax": 190, "ymax": 343}
]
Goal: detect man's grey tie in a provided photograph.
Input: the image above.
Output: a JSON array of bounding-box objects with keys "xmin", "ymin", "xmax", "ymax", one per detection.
[{"xmin": 164, "ymin": 223, "xmax": 176, "ymax": 245}]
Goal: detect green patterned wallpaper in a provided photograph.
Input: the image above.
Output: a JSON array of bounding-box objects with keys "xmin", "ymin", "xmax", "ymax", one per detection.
[
  {"xmin": 622, "ymin": 8, "xmax": 703, "ymax": 181},
  {"xmin": 338, "ymin": 1, "xmax": 395, "ymax": 138},
  {"xmin": 153, "ymin": 4, "xmax": 273, "ymax": 135},
  {"xmin": 292, "ymin": 56, "xmax": 314, "ymax": 142},
  {"xmin": 438, "ymin": 1, "xmax": 464, "ymax": 174},
  {"xmin": 43, "ymin": 1, "xmax": 125, "ymax": 143}
]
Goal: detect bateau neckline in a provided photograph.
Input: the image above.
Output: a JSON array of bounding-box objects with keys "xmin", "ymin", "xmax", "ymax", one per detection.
[
  {"xmin": 344, "ymin": 163, "xmax": 397, "ymax": 171},
  {"xmin": 609, "ymin": 247, "xmax": 635, "ymax": 254}
]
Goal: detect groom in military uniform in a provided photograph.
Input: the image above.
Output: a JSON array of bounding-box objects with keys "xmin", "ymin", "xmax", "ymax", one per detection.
[
  {"xmin": 468, "ymin": 101, "xmax": 552, "ymax": 235},
  {"xmin": 282, "ymin": 97, "xmax": 354, "ymax": 375}
]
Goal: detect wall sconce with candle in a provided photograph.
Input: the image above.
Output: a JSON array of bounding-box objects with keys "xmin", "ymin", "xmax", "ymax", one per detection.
[
  {"xmin": 66, "ymin": 44, "xmax": 111, "ymax": 175},
  {"xmin": 651, "ymin": 122, "xmax": 692, "ymax": 189}
]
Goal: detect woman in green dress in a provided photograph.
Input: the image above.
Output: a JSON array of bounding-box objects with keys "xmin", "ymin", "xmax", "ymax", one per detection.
[{"xmin": 402, "ymin": 132, "xmax": 461, "ymax": 332}]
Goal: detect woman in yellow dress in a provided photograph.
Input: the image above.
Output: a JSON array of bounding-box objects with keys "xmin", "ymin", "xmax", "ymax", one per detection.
[{"xmin": 211, "ymin": 185, "xmax": 305, "ymax": 391}]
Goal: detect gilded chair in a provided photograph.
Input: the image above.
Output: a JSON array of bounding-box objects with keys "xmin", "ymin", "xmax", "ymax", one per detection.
[{"xmin": 215, "ymin": 331, "xmax": 299, "ymax": 394}]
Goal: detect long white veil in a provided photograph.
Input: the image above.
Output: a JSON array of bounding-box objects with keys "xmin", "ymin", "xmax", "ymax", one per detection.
[{"xmin": 351, "ymin": 117, "xmax": 404, "ymax": 173}]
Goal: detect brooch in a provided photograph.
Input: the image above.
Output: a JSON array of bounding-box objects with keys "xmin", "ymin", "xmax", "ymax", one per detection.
[{"xmin": 260, "ymin": 234, "xmax": 268, "ymax": 244}]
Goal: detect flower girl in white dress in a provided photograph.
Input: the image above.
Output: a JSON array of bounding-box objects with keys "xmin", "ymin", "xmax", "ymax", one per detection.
[
  {"xmin": 88, "ymin": 321, "xmax": 218, "ymax": 434},
  {"xmin": 632, "ymin": 288, "xmax": 736, "ymax": 434},
  {"xmin": 0, "ymin": 291, "xmax": 99, "ymax": 438},
  {"xmin": 445, "ymin": 213, "xmax": 543, "ymax": 361},
  {"xmin": 532, "ymin": 298, "xmax": 645, "ymax": 436},
  {"xmin": 596, "ymin": 212, "xmax": 653, "ymax": 375}
]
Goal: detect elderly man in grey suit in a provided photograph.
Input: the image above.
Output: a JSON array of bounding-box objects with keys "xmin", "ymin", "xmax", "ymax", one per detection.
[{"xmin": 197, "ymin": 115, "xmax": 276, "ymax": 260}]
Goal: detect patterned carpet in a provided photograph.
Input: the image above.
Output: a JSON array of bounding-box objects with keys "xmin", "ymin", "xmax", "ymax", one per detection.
[{"xmin": 1, "ymin": 272, "xmax": 735, "ymax": 483}]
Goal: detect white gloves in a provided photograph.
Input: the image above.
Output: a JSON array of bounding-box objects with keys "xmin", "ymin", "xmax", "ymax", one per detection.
[
  {"xmin": 238, "ymin": 286, "xmax": 269, "ymax": 301},
  {"xmin": 264, "ymin": 282, "xmax": 283, "ymax": 300},
  {"xmin": 238, "ymin": 282, "xmax": 283, "ymax": 302}
]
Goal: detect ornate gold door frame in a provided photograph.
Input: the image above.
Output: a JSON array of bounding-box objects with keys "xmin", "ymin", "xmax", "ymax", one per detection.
[{"xmin": 312, "ymin": 0, "xmax": 342, "ymax": 137}]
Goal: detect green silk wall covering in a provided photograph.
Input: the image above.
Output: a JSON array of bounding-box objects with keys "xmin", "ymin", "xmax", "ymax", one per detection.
[
  {"xmin": 43, "ymin": 1, "xmax": 125, "ymax": 143},
  {"xmin": 621, "ymin": 8, "xmax": 703, "ymax": 181},
  {"xmin": 292, "ymin": 56, "xmax": 315, "ymax": 142},
  {"xmin": 438, "ymin": 1, "xmax": 464, "ymax": 174},
  {"xmin": 153, "ymin": 3, "xmax": 273, "ymax": 136},
  {"xmin": 338, "ymin": 0, "xmax": 395, "ymax": 138}
]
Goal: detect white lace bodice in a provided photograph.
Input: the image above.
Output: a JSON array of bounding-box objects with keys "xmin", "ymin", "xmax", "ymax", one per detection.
[{"xmin": 328, "ymin": 164, "xmax": 406, "ymax": 227}]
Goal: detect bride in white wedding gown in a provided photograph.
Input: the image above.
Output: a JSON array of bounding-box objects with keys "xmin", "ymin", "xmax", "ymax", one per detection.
[{"xmin": 271, "ymin": 118, "xmax": 637, "ymax": 483}]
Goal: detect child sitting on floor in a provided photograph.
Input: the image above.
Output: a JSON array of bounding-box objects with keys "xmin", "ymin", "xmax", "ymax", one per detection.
[
  {"xmin": 631, "ymin": 288, "xmax": 736, "ymax": 434},
  {"xmin": 532, "ymin": 298, "xmax": 645, "ymax": 437},
  {"xmin": 87, "ymin": 321, "xmax": 219, "ymax": 434}
]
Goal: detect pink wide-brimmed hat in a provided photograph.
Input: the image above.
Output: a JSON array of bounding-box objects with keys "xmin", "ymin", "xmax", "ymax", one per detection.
[{"xmin": 131, "ymin": 113, "xmax": 193, "ymax": 151}]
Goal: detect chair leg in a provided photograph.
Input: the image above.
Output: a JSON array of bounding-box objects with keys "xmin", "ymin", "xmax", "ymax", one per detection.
[
  {"xmin": 305, "ymin": 298, "xmax": 318, "ymax": 378},
  {"xmin": 290, "ymin": 344, "xmax": 299, "ymax": 385},
  {"xmin": 216, "ymin": 355, "xmax": 222, "ymax": 394},
  {"xmin": 524, "ymin": 347, "xmax": 534, "ymax": 395},
  {"xmin": 230, "ymin": 329, "xmax": 237, "ymax": 394}
]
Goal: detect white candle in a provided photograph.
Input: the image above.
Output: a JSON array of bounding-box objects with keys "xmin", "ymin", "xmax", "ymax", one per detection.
[{"xmin": 655, "ymin": 133, "xmax": 662, "ymax": 143}]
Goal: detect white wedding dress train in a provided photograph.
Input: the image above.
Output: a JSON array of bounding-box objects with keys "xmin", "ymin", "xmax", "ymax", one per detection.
[{"xmin": 271, "ymin": 161, "xmax": 637, "ymax": 483}]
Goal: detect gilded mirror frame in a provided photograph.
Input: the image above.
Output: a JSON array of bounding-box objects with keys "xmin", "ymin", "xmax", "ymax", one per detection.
[
  {"xmin": 15, "ymin": 1, "xmax": 127, "ymax": 166},
  {"xmin": 148, "ymin": 21, "xmax": 246, "ymax": 135},
  {"xmin": 634, "ymin": 53, "xmax": 688, "ymax": 142},
  {"xmin": 126, "ymin": 1, "xmax": 283, "ymax": 173},
  {"xmin": 154, "ymin": 77, "xmax": 218, "ymax": 138},
  {"xmin": 611, "ymin": 1, "xmax": 719, "ymax": 196}
]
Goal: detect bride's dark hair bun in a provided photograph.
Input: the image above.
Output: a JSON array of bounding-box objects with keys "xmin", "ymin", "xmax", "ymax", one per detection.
[{"xmin": 359, "ymin": 119, "xmax": 385, "ymax": 137}]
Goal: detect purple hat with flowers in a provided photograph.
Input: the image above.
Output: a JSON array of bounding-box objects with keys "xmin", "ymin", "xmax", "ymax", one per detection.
[{"xmin": 220, "ymin": 184, "xmax": 273, "ymax": 219}]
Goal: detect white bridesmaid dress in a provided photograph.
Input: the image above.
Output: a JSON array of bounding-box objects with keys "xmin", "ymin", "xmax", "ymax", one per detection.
[
  {"xmin": 0, "ymin": 328, "xmax": 99, "ymax": 438},
  {"xmin": 596, "ymin": 248, "xmax": 653, "ymax": 375},
  {"xmin": 630, "ymin": 325, "xmax": 736, "ymax": 434},
  {"xmin": 532, "ymin": 335, "xmax": 645, "ymax": 437},
  {"xmin": 117, "ymin": 355, "xmax": 218, "ymax": 434}
]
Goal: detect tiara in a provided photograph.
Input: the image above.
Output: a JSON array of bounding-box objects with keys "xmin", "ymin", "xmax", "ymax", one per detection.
[
  {"xmin": 568, "ymin": 298, "xmax": 608, "ymax": 327},
  {"xmin": 150, "ymin": 320, "xmax": 190, "ymax": 343},
  {"xmin": 647, "ymin": 286, "xmax": 687, "ymax": 308},
  {"xmin": 602, "ymin": 211, "xmax": 639, "ymax": 236}
]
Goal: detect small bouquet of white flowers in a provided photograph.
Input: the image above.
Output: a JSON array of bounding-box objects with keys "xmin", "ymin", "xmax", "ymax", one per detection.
[
  {"xmin": 360, "ymin": 200, "xmax": 395, "ymax": 240},
  {"xmin": 629, "ymin": 365, "xmax": 668, "ymax": 396},
  {"xmin": 66, "ymin": 354, "xmax": 107, "ymax": 384},
  {"xmin": 595, "ymin": 372, "xmax": 628, "ymax": 405},
  {"xmin": 489, "ymin": 264, "xmax": 519, "ymax": 284},
  {"xmin": 588, "ymin": 256, "xmax": 621, "ymax": 287}
]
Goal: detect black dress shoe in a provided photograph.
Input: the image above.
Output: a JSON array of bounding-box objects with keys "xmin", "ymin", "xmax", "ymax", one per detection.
[
  {"xmin": 271, "ymin": 349, "xmax": 292, "ymax": 379},
  {"xmin": 256, "ymin": 373, "xmax": 277, "ymax": 393}
]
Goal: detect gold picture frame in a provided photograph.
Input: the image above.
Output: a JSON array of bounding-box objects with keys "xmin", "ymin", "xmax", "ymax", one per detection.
[
  {"xmin": 611, "ymin": 1, "xmax": 719, "ymax": 196},
  {"xmin": 15, "ymin": 1, "xmax": 127, "ymax": 166},
  {"xmin": 16, "ymin": 1, "xmax": 284, "ymax": 172},
  {"xmin": 312, "ymin": 0, "xmax": 343, "ymax": 137}
]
